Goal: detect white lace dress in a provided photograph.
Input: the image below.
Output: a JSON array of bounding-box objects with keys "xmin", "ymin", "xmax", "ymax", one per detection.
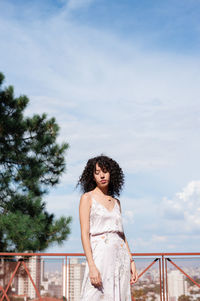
[{"xmin": 80, "ymin": 197, "xmax": 131, "ymax": 301}]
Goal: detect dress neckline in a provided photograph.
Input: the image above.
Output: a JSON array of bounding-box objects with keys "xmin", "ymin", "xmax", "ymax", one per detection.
[{"xmin": 92, "ymin": 197, "xmax": 117, "ymax": 213}]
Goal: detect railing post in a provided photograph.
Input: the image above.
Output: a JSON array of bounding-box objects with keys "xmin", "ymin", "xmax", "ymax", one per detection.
[
  {"xmin": 165, "ymin": 258, "xmax": 168, "ymax": 301},
  {"xmin": 68, "ymin": 257, "xmax": 71, "ymax": 301},
  {"xmin": 162, "ymin": 255, "xmax": 165, "ymax": 301},
  {"xmin": 159, "ymin": 258, "xmax": 162, "ymax": 301},
  {"xmin": 61, "ymin": 257, "xmax": 64, "ymax": 300},
  {"xmin": 65, "ymin": 256, "xmax": 68, "ymax": 301}
]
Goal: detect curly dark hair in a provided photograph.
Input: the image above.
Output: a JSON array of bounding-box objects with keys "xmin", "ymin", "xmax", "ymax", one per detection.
[{"xmin": 77, "ymin": 154, "xmax": 124, "ymax": 197}]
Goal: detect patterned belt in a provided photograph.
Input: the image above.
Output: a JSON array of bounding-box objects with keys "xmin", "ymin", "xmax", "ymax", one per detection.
[{"xmin": 90, "ymin": 231, "xmax": 125, "ymax": 240}]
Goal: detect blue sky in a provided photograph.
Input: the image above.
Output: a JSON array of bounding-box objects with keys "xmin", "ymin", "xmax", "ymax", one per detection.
[
  {"xmin": 1, "ymin": 0, "xmax": 200, "ymax": 254},
  {"xmin": 3, "ymin": 0, "xmax": 200, "ymax": 52}
]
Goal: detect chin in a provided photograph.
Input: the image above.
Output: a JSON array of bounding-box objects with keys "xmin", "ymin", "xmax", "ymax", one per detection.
[{"xmin": 99, "ymin": 183, "xmax": 109, "ymax": 188}]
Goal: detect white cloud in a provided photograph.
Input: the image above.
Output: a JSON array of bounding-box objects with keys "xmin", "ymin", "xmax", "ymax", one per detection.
[
  {"xmin": 129, "ymin": 235, "xmax": 168, "ymax": 253},
  {"xmin": 152, "ymin": 234, "xmax": 167, "ymax": 242},
  {"xmin": 1, "ymin": 9, "xmax": 200, "ymax": 183},
  {"xmin": 123, "ymin": 182, "xmax": 200, "ymax": 252},
  {"xmin": 162, "ymin": 181, "xmax": 200, "ymax": 232},
  {"xmin": 123, "ymin": 210, "xmax": 135, "ymax": 224}
]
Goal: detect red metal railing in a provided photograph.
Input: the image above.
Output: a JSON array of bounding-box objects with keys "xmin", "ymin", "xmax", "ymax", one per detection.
[{"xmin": 0, "ymin": 252, "xmax": 200, "ymax": 301}]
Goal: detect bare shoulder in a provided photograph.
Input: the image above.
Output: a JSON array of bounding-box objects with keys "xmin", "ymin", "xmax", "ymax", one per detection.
[
  {"xmin": 115, "ymin": 198, "xmax": 122, "ymax": 211},
  {"xmin": 115, "ymin": 198, "xmax": 121, "ymax": 205},
  {"xmin": 79, "ymin": 193, "xmax": 91, "ymax": 225},
  {"xmin": 79, "ymin": 192, "xmax": 92, "ymax": 208}
]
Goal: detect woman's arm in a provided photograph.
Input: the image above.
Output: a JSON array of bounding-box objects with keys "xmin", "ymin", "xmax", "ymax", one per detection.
[
  {"xmin": 116, "ymin": 198, "xmax": 138, "ymax": 284},
  {"xmin": 124, "ymin": 235, "xmax": 138, "ymax": 284},
  {"xmin": 124, "ymin": 236, "xmax": 134, "ymax": 261},
  {"xmin": 79, "ymin": 193, "xmax": 102, "ymax": 287},
  {"xmin": 79, "ymin": 193, "xmax": 95, "ymax": 267}
]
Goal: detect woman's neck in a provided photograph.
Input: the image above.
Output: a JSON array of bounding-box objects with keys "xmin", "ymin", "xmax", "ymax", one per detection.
[{"xmin": 95, "ymin": 186, "xmax": 109, "ymax": 196}]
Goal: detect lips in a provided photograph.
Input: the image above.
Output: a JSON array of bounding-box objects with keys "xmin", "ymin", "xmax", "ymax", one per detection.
[{"xmin": 100, "ymin": 180, "xmax": 107, "ymax": 184}]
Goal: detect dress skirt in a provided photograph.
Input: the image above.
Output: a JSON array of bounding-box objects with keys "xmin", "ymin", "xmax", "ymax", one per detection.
[{"xmin": 80, "ymin": 232, "xmax": 132, "ymax": 301}]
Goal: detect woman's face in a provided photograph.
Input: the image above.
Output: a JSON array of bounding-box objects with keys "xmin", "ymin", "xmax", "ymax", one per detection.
[{"xmin": 93, "ymin": 163, "xmax": 110, "ymax": 188}]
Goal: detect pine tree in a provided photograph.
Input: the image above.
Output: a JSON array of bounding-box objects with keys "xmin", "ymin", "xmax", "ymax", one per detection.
[{"xmin": 0, "ymin": 72, "xmax": 72, "ymax": 252}]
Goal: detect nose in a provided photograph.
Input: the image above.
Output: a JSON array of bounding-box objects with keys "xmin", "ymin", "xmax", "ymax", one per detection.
[{"xmin": 100, "ymin": 171, "xmax": 105, "ymax": 178}]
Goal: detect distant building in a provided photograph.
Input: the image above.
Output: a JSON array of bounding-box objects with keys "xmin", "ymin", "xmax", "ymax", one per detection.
[
  {"xmin": 48, "ymin": 282, "xmax": 62, "ymax": 299},
  {"xmin": 0, "ymin": 258, "xmax": 17, "ymax": 290},
  {"xmin": 40, "ymin": 258, "xmax": 45, "ymax": 282},
  {"xmin": 17, "ymin": 256, "xmax": 41, "ymax": 299},
  {"xmin": 63, "ymin": 258, "xmax": 85, "ymax": 301},
  {"xmin": 0, "ymin": 258, "xmax": 4, "ymax": 287},
  {"xmin": 168, "ymin": 270, "xmax": 188, "ymax": 301}
]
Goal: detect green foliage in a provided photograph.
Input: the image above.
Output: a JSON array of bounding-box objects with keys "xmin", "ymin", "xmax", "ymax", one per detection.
[{"xmin": 0, "ymin": 72, "xmax": 72, "ymax": 252}]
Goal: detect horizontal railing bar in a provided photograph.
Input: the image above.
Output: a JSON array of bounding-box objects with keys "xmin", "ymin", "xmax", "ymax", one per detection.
[
  {"xmin": 0, "ymin": 252, "xmax": 199, "ymax": 257},
  {"xmin": 0, "ymin": 252, "xmax": 200, "ymax": 257},
  {"xmin": 0, "ymin": 253, "xmax": 85, "ymax": 256}
]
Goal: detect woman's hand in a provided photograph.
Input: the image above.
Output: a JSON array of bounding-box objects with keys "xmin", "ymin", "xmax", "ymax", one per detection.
[
  {"xmin": 130, "ymin": 261, "xmax": 138, "ymax": 284},
  {"xmin": 89, "ymin": 264, "xmax": 102, "ymax": 287}
]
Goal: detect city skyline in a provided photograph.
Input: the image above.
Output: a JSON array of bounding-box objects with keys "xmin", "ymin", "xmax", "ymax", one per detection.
[{"xmin": 1, "ymin": 255, "xmax": 200, "ymax": 300}]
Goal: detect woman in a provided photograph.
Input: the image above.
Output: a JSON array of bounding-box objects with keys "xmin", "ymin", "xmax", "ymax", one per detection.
[{"xmin": 78, "ymin": 155, "xmax": 138, "ymax": 300}]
